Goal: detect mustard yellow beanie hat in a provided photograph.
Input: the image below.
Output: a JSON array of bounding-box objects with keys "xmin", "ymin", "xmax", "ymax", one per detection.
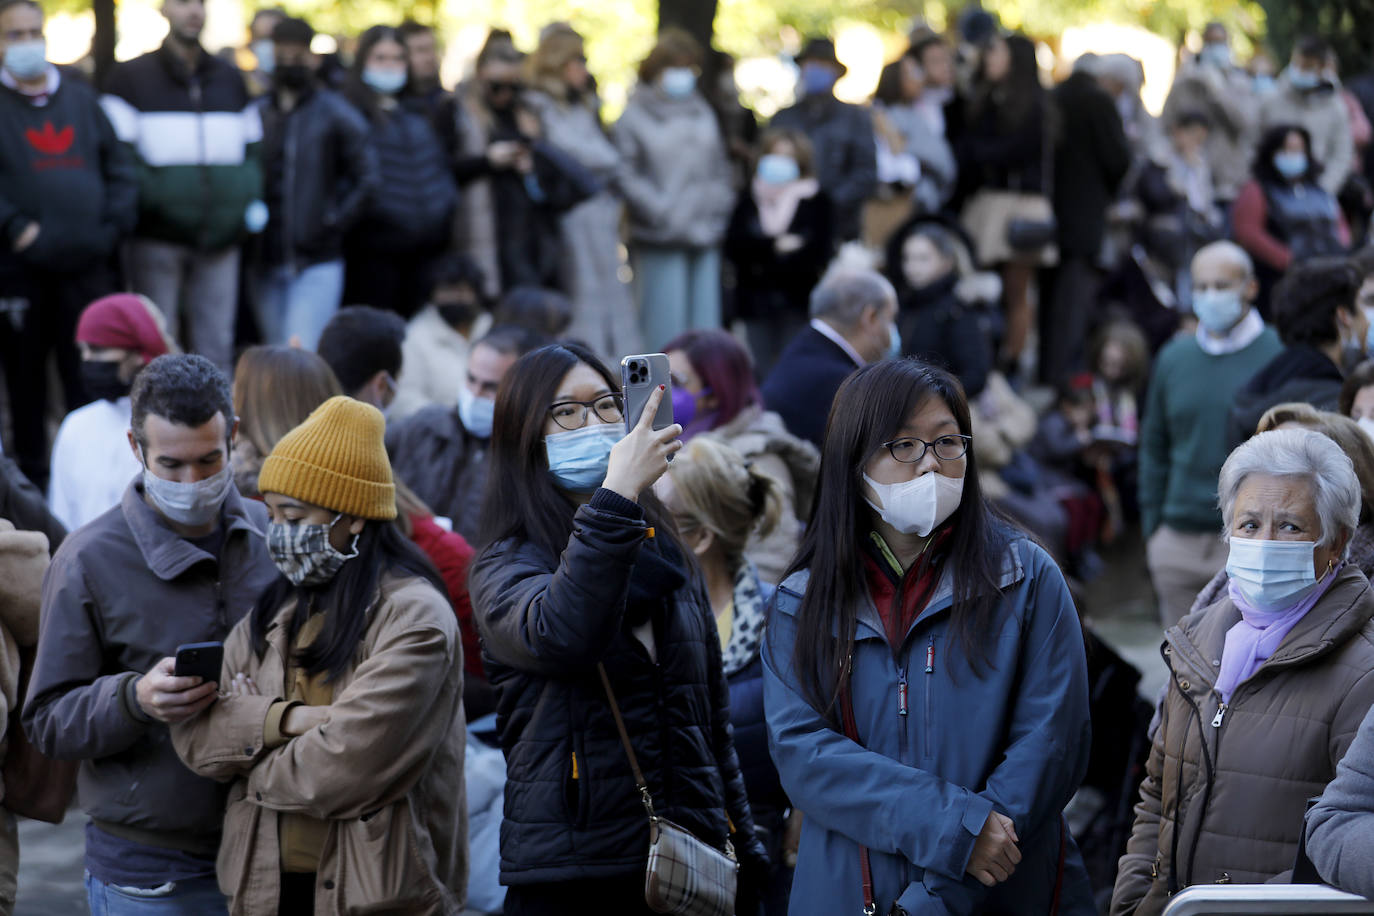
[{"xmin": 259, "ymin": 396, "xmax": 397, "ymax": 520}]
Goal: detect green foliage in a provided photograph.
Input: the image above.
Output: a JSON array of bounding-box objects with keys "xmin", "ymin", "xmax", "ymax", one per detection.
[{"xmin": 1258, "ymin": 0, "xmax": 1374, "ymax": 71}]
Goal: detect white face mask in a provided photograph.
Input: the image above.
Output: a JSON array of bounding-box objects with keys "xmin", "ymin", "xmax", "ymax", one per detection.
[
  {"xmin": 863, "ymin": 471, "xmax": 963, "ymax": 537},
  {"xmin": 457, "ymin": 384, "xmax": 495, "ymax": 438},
  {"xmin": 1358, "ymin": 416, "xmax": 1374, "ymax": 445},
  {"xmin": 141, "ymin": 459, "xmax": 233, "ymax": 528},
  {"xmin": 1224, "ymin": 537, "xmax": 1323, "ymax": 612}
]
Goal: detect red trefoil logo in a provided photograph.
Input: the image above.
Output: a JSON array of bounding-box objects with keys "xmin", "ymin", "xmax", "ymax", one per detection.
[{"xmin": 25, "ymin": 121, "xmax": 74, "ymax": 155}]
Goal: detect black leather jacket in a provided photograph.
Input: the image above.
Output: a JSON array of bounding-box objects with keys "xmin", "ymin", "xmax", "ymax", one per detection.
[{"xmin": 258, "ymin": 85, "xmax": 378, "ymax": 268}]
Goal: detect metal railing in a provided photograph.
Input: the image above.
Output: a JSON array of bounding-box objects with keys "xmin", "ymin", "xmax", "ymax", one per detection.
[{"xmin": 1162, "ymin": 885, "xmax": 1374, "ymax": 915}]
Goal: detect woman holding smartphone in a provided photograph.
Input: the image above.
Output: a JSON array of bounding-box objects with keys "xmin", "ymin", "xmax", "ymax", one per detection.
[
  {"xmin": 469, "ymin": 342, "xmax": 767, "ymax": 915},
  {"xmin": 172, "ymin": 396, "xmax": 467, "ymax": 914},
  {"xmin": 764, "ymin": 359, "xmax": 1095, "ymax": 915}
]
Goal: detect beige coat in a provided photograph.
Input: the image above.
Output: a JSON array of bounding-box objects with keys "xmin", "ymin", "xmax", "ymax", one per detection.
[
  {"xmin": 1162, "ymin": 62, "xmax": 1259, "ymax": 200},
  {"xmin": 1259, "ymin": 74, "xmax": 1356, "ymax": 195},
  {"xmin": 1111, "ymin": 565, "xmax": 1374, "ymax": 915},
  {"xmin": 173, "ymin": 576, "xmax": 467, "ymax": 915},
  {"xmin": 0, "ymin": 518, "xmax": 48, "ymax": 798}
]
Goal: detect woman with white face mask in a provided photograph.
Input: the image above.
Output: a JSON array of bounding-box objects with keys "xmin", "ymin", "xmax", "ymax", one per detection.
[
  {"xmin": 1112, "ymin": 428, "xmax": 1374, "ymax": 915},
  {"xmin": 764, "ymin": 358, "xmax": 1097, "ymax": 915},
  {"xmin": 468, "ymin": 342, "xmax": 768, "ymax": 915}
]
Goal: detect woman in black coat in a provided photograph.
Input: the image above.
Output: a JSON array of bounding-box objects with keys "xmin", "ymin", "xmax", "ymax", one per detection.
[
  {"xmin": 342, "ymin": 26, "xmax": 459, "ymax": 318},
  {"xmin": 725, "ymin": 128, "xmax": 835, "ymax": 376},
  {"xmin": 469, "ymin": 342, "xmax": 767, "ymax": 916}
]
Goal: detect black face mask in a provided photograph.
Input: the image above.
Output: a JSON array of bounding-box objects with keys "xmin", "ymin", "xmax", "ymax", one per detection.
[
  {"xmin": 274, "ymin": 64, "xmax": 312, "ymax": 92},
  {"xmin": 81, "ymin": 359, "xmax": 131, "ymax": 402},
  {"xmin": 436, "ymin": 300, "xmax": 481, "ymax": 329}
]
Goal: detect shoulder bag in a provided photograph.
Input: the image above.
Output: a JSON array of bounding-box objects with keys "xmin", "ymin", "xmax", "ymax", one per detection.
[{"xmin": 597, "ymin": 663, "xmax": 738, "ymax": 916}]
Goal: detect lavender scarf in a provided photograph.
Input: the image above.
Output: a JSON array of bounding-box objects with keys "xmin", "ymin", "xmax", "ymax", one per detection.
[{"xmin": 1216, "ymin": 563, "xmax": 1343, "ymax": 703}]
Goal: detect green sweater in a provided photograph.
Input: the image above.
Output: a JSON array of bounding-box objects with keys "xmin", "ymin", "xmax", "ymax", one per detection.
[{"xmin": 1139, "ymin": 326, "xmax": 1283, "ymax": 536}]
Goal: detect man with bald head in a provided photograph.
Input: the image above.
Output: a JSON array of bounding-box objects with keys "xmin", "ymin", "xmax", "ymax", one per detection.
[{"xmin": 1140, "ymin": 241, "xmax": 1284, "ymax": 627}]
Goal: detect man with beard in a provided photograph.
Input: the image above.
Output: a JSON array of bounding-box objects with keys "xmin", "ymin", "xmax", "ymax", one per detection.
[{"xmin": 252, "ymin": 16, "xmax": 377, "ymax": 349}]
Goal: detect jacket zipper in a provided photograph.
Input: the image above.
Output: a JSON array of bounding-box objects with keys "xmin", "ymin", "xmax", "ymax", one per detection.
[{"xmin": 924, "ymin": 636, "xmax": 935, "ymax": 759}]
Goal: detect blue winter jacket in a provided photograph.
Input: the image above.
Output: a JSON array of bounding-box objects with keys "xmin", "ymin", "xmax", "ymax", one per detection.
[{"xmin": 764, "ymin": 534, "xmax": 1096, "ymax": 915}]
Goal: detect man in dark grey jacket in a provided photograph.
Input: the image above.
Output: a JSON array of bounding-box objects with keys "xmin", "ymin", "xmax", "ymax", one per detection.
[{"xmin": 23, "ymin": 354, "xmax": 278, "ymax": 915}]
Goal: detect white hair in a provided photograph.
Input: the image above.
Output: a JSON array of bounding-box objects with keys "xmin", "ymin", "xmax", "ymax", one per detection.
[
  {"xmin": 1192, "ymin": 240, "xmax": 1255, "ymax": 282},
  {"xmin": 1218, "ymin": 428, "xmax": 1361, "ymax": 550},
  {"xmin": 809, "ymin": 266, "xmax": 895, "ymax": 330}
]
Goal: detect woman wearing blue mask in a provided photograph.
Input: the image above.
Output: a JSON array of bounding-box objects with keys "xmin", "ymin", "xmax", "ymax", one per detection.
[
  {"xmin": 340, "ymin": 26, "xmax": 458, "ymax": 319},
  {"xmin": 765, "ymin": 358, "xmax": 1096, "ymax": 916},
  {"xmin": 1112, "ymin": 427, "xmax": 1374, "ymax": 915},
  {"xmin": 613, "ymin": 29, "xmax": 734, "ymax": 349},
  {"xmin": 724, "ymin": 129, "xmax": 835, "ymax": 372},
  {"xmin": 469, "ymin": 342, "xmax": 768, "ymax": 915},
  {"xmin": 1232, "ymin": 124, "xmax": 1350, "ymax": 307}
]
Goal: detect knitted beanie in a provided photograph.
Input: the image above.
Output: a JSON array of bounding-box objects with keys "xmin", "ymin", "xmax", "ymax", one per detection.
[{"xmin": 259, "ymin": 396, "xmax": 397, "ymax": 520}]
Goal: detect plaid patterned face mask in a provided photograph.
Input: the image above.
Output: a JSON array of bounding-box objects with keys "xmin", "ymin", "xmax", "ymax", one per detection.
[{"xmin": 266, "ymin": 514, "xmax": 360, "ymax": 587}]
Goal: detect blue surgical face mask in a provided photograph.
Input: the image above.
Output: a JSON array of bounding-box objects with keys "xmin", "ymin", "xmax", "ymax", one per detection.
[
  {"xmin": 1198, "ymin": 43, "xmax": 1231, "ymax": 69},
  {"xmin": 1287, "ymin": 67, "xmax": 1321, "ymax": 90},
  {"xmin": 1192, "ymin": 287, "xmax": 1247, "ymax": 334},
  {"xmin": 4, "ymin": 40, "xmax": 46, "ymax": 81},
  {"xmin": 457, "ymin": 385, "xmax": 495, "ymax": 439},
  {"xmin": 1273, "ymin": 151, "xmax": 1309, "ymax": 180},
  {"xmin": 545, "ymin": 424, "xmax": 621, "ymax": 493},
  {"xmin": 887, "ymin": 321, "xmax": 902, "ymax": 359},
  {"xmin": 362, "ymin": 66, "xmax": 406, "ymax": 95},
  {"xmin": 1225, "ymin": 537, "xmax": 1324, "ymax": 612},
  {"xmin": 251, "ymin": 39, "xmax": 274, "ymax": 75},
  {"xmin": 800, "ymin": 62, "xmax": 838, "ymax": 96},
  {"xmin": 1253, "ymin": 74, "xmax": 1275, "ymax": 94},
  {"xmin": 757, "ymin": 153, "xmax": 801, "ymax": 185},
  {"xmin": 1364, "ymin": 306, "xmax": 1374, "ymax": 356},
  {"xmin": 660, "ymin": 66, "xmax": 697, "ymax": 99}
]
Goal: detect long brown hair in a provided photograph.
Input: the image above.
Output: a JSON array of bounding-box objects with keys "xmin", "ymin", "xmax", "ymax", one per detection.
[
  {"xmin": 233, "ymin": 345, "xmax": 342, "ymax": 463},
  {"xmin": 772, "ymin": 359, "xmax": 1010, "ymax": 717}
]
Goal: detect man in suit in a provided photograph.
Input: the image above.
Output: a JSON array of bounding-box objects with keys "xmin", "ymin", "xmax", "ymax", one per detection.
[{"xmin": 762, "ymin": 267, "xmax": 899, "ymax": 447}]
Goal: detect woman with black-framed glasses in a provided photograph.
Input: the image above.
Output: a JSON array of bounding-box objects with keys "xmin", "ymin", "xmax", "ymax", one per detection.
[
  {"xmin": 764, "ymin": 358, "xmax": 1096, "ymax": 915},
  {"xmin": 468, "ymin": 342, "xmax": 768, "ymax": 915}
]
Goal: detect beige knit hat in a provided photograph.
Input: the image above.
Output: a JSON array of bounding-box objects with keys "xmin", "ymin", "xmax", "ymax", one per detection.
[{"xmin": 258, "ymin": 396, "xmax": 397, "ymax": 520}]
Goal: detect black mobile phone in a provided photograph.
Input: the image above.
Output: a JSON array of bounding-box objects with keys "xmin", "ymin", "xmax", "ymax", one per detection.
[
  {"xmin": 174, "ymin": 641, "xmax": 224, "ymax": 684},
  {"xmin": 620, "ymin": 353, "xmax": 674, "ymax": 434}
]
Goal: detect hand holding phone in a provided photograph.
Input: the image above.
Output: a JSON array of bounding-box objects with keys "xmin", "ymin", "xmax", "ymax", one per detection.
[
  {"xmin": 603, "ymin": 384, "xmax": 683, "ymax": 501},
  {"xmin": 620, "ymin": 354, "xmax": 675, "ymax": 434},
  {"xmin": 175, "ymin": 642, "xmax": 224, "ymax": 684}
]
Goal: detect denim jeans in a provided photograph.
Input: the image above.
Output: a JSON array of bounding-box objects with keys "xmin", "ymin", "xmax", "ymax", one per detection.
[
  {"xmin": 85, "ymin": 872, "xmax": 228, "ymax": 916},
  {"xmin": 254, "ymin": 259, "xmax": 345, "ymax": 349}
]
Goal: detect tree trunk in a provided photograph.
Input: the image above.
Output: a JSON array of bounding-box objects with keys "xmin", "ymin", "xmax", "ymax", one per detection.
[
  {"xmin": 657, "ymin": 0, "xmax": 717, "ymax": 51},
  {"xmin": 92, "ymin": 0, "xmax": 116, "ymax": 89}
]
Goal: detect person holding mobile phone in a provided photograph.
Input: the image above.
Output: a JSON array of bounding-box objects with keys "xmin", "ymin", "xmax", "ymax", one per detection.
[
  {"xmin": 23, "ymin": 354, "xmax": 279, "ymax": 916},
  {"xmin": 469, "ymin": 342, "xmax": 767, "ymax": 915},
  {"xmin": 171, "ymin": 395, "xmax": 466, "ymax": 914}
]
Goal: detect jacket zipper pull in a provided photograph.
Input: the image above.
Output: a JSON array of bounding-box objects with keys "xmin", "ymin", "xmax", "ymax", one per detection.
[
  {"xmin": 1211, "ymin": 703, "xmax": 1228, "ymax": 728},
  {"xmin": 897, "ymin": 665, "xmax": 909, "ymax": 717},
  {"xmin": 925, "ymin": 637, "xmax": 935, "ymax": 674}
]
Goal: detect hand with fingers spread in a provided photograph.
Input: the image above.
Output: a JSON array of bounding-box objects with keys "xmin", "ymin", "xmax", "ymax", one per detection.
[
  {"xmin": 966, "ymin": 811, "xmax": 1021, "ymax": 886},
  {"xmin": 135, "ymin": 657, "xmax": 219, "ymax": 723},
  {"xmin": 226, "ymin": 672, "xmax": 261, "ymax": 698},
  {"xmin": 602, "ymin": 384, "xmax": 682, "ymax": 502}
]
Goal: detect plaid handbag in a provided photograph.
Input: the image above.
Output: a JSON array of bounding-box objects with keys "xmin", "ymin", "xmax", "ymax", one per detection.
[{"xmin": 597, "ymin": 664, "xmax": 739, "ymax": 916}]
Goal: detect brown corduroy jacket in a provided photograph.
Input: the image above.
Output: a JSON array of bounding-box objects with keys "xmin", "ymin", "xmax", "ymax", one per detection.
[
  {"xmin": 1111, "ymin": 564, "xmax": 1374, "ymax": 916},
  {"xmin": 172, "ymin": 575, "xmax": 467, "ymax": 915}
]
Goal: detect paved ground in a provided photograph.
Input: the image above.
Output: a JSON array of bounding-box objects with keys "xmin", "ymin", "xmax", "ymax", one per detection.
[{"xmin": 13, "ymin": 532, "xmax": 1169, "ymax": 915}]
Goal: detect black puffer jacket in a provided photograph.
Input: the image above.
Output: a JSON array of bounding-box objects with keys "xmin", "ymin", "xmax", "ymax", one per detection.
[
  {"xmin": 470, "ymin": 488, "xmax": 766, "ymax": 884},
  {"xmin": 350, "ymin": 99, "xmax": 458, "ymax": 251}
]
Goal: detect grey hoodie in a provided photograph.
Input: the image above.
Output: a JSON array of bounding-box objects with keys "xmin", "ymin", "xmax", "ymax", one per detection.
[{"xmin": 23, "ymin": 479, "xmax": 277, "ymax": 854}]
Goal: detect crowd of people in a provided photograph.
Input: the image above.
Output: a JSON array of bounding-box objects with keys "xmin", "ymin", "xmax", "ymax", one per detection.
[{"xmin": 12, "ymin": 0, "xmax": 1374, "ymax": 914}]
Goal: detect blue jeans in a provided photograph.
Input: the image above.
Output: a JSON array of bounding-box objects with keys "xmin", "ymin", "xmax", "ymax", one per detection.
[
  {"xmin": 255, "ymin": 259, "xmax": 345, "ymax": 349},
  {"xmin": 632, "ymin": 244, "xmax": 722, "ymax": 350},
  {"xmin": 85, "ymin": 872, "xmax": 228, "ymax": 916}
]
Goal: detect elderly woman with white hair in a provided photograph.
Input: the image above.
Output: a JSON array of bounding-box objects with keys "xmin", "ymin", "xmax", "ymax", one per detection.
[{"xmin": 1112, "ymin": 428, "xmax": 1374, "ymax": 916}]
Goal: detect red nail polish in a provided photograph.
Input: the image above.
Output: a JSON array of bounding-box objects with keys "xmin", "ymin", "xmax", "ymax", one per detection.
[{"xmin": 659, "ymin": 384, "xmax": 665, "ymax": 390}]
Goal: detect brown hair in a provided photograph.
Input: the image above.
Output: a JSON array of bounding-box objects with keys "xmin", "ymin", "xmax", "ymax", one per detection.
[
  {"xmin": 529, "ymin": 27, "xmax": 585, "ymax": 101},
  {"xmin": 1341, "ymin": 360, "xmax": 1374, "ymax": 417},
  {"xmin": 638, "ymin": 27, "xmax": 702, "ymax": 84},
  {"xmin": 1091, "ymin": 320, "xmax": 1150, "ymax": 392},
  {"xmin": 754, "ymin": 127, "xmax": 816, "ymax": 179},
  {"xmin": 1257, "ymin": 404, "xmax": 1374, "ymax": 522},
  {"xmin": 233, "ymin": 345, "xmax": 343, "ymax": 469},
  {"xmin": 667, "ymin": 435, "xmax": 783, "ymax": 561}
]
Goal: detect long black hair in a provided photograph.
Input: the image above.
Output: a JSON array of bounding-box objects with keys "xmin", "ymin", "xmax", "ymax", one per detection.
[
  {"xmin": 250, "ymin": 518, "xmax": 446, "ymax": 681},
  {"xmin": 773, "ymin": 359, "xmax": 1010, "ymax": 717},
  {"xmin": 1253, "ymin": 123, "xmax": 1322, "ymax": 186},
  {"xmin": 476, "ymin": 341, "xmax": 683, "ymax": 560},
  {"xmin": 971, "ymin": 33, "xmax": 1043, "ymax": 134}
]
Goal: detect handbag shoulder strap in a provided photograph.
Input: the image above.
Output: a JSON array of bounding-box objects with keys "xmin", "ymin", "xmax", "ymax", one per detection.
[
  {"xmin": 597, "ymin": 662, "xmax": 657, "ymax": 821},
  {"xmin": 840, "ymin": 680, "xmax": 878, "ymax": 916}
]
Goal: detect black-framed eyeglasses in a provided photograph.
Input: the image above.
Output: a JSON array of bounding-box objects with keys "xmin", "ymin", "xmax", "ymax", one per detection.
[
  {"xmin": 879, "ymin": 434, "xmax": 972, "ymax": 464},
  {"xmin": 548, "ymin": 393, "xmax": 625, "ymax": 430}
]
